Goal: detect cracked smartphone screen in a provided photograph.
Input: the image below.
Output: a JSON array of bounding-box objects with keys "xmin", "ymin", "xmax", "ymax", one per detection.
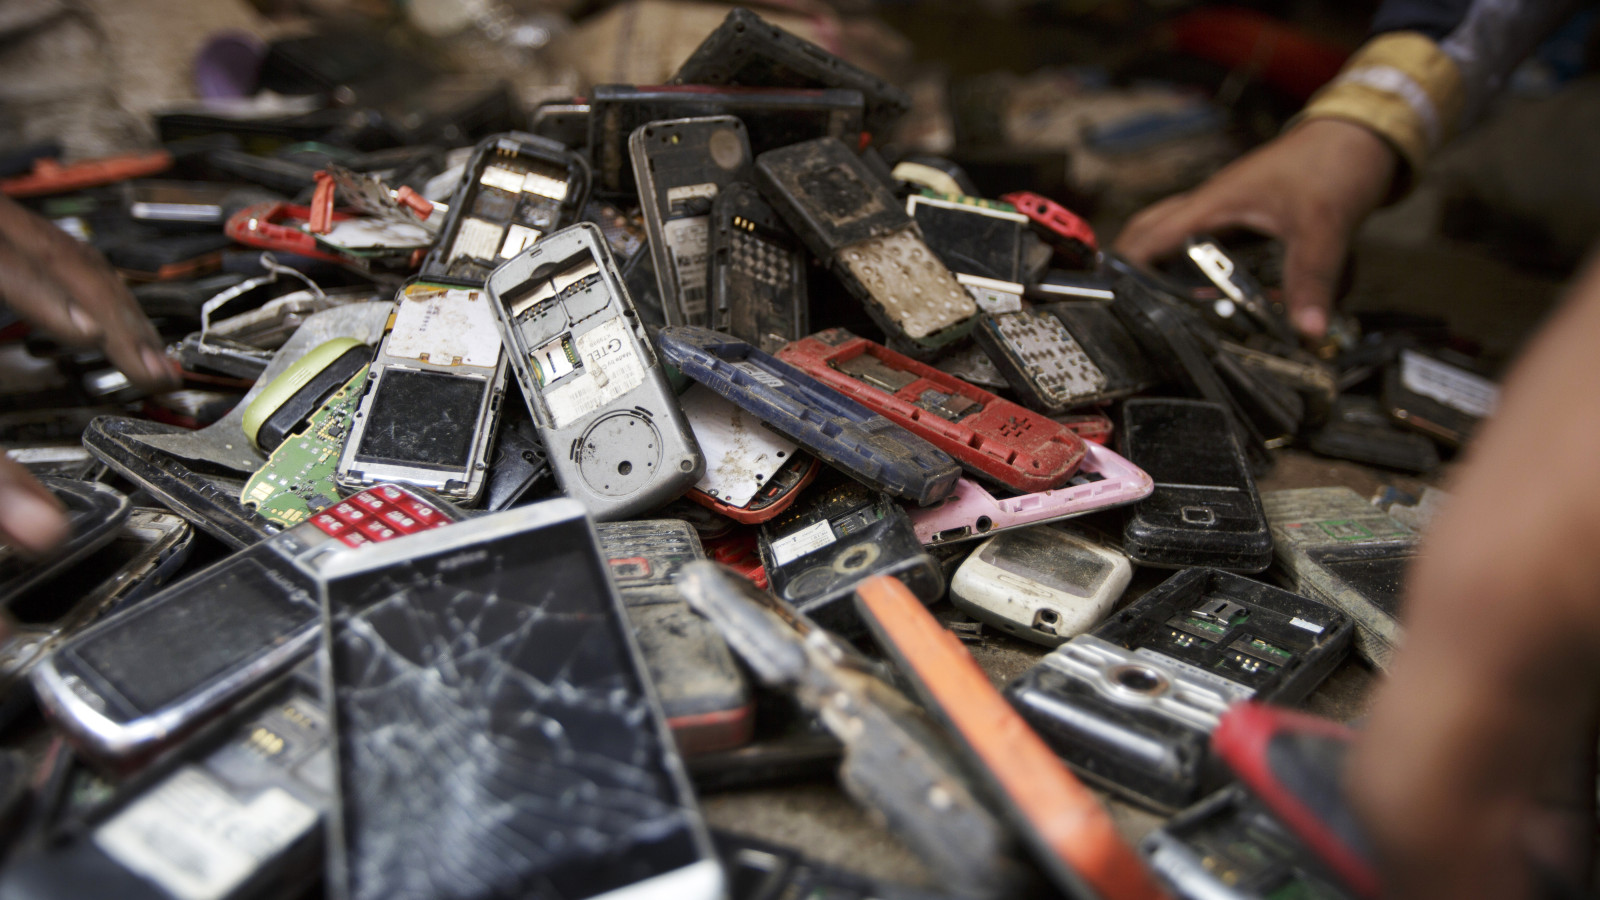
[{"xmin": 321, "ymin": 504, "xmax": 716, "ymax": 900}]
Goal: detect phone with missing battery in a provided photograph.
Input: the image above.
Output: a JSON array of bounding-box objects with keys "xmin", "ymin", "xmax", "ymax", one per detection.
[
  {"xmin": 755, "ymin": 138, "xmax": 977, "ymax": 356},
  {"xmin": 31, "ymin": 484, "xmax": 462, "ymax": 763},
  {"xmin": 0, "ymin": 668, "xmax": 331, "ymax": 900},
  {"xmin": 1005, "ymin": 567, "xmax": 1352, "ymax": 810},
  {"xmin": 420, "ymin": 132, "xmax": 590, "ymax": 285},
  {"xmin": 486, "ymin": 224, "xmax": 704, "ymax": 521},
  {"xmin": 631, "ymin": 116, "xmax": 753, "ymax": 328},
  {"xmin": 335, "ymin": 282, "xmax": 508, "ymax": 505},
  {"xmin": 709, "ymin": 183, "xmax": 808, "ymax": 353},
  {"xmin": 319, "ymin": 500, "xmax": 722, "ymax": 900}
]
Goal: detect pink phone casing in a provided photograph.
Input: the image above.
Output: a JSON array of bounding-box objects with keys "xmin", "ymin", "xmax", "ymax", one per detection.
[{"xmin": 909, "ymin": 442, "xmax": 1152, "ymax": 546}]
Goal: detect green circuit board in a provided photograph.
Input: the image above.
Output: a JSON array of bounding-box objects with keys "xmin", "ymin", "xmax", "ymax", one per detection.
[{"xmin": 241, "ymin": 365, "xmax": 369, "ymax": 528}]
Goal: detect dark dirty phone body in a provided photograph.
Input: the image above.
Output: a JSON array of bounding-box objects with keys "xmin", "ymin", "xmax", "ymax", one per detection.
[{"xmin": 1120, "ymin": 398, "xmax": 1271, "ymax": 573}]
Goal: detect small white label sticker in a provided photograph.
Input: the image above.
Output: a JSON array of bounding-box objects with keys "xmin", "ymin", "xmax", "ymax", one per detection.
[
  {"xmin": 480, "ymin": 165, "xmax": 526, "ymax": 193},
  {"xmin": 1400, "ymin": 350, "xmax": 1498, "ymax": 418},
  {"xmin": 666, "ymin": 183, "xmax": 718, "ymax": 205},
  {"xmin": 318, "ymin": 218, "xmax": 433, "ymax": 251},
  {"xmin": 541, "ymin": 317, "xmax": 648, "ymax": 429},
  {"xmin": 769, "ymin": 519, "xmax": 837, "ymax": 567},
  {"xmin": 662, "ymin": 216, "xmax": 710, "ymax": 317},
  {"xmin": 449, "ymin": 217, "xmax": 503, "ymax": 263},
  {"xmin": 733, "ymin": 360, "xmax": 785, "ymax": 388},
  {"xmin": 387, "ymin": 285, "xmax": 503, "ymax": 368},
  {"xmin": 95, "ymin": 769, "xmax": 318, "ymax": 900},
  {"xmin": 1289, "ymin": 617, "xmax": 1326, "ymax": 634},
  {"xmin": 521, "ymin": 170, "xmax": 569, "ymax": 200}
]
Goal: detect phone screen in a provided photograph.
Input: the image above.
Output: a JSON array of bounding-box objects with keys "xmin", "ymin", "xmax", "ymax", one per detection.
[
  {"xmin": 1126, "ymin": 401, "xmax": 1244, "ymax": 489},
  {"xmin": 323, "ymin": 509, "xmax": 709, "ymax": 900},
  {"xmin": 66, "ymin": 555, "xmax": 317, "ymax": 717}
]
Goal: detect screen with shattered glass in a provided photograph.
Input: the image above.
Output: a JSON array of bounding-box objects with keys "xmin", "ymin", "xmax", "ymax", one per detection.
[{"xmin": 324, "ymin": 517, "xmax": 705, "ymax": 900}]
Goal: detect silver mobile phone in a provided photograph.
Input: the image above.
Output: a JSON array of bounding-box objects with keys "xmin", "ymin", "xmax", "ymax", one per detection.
[
  {"xmin": 335, "ymin": 281, "xmax": 509, "ymax": 505},
  {"xmin": 486, "ymin": 223, "xmax": 703, "ymax": 520}
]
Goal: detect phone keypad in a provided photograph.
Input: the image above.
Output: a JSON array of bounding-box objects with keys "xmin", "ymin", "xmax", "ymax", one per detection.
[
  {"xmin": 309, "ymin": 485, "xmax": 451, "ymax": 548},
  {"xmin": 731, "ymin": 231, "xmax": 793, "ymax": 289}
]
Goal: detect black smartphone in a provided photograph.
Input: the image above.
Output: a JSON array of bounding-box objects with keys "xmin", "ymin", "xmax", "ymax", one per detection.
[
  {"xmin": 1120, "ymin": 398, "xmax": 1271, "ymax": 573},
  {"xmin": 318, "ymin": 499, "xmax": 722, "ymax": 900}
]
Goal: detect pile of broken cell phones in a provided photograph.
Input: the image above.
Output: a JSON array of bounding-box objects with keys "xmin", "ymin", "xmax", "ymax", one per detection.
[{"xmin": 0, "ymin": 8, "xmax": 1503, "ymax": 900}]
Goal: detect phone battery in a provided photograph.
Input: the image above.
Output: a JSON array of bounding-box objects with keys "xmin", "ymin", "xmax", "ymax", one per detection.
[
  {"xmin": 906, "ymin": 192, "xmax": 1029, "ymax": 313},
  {"xmin": 598, "ymin": 519, "xmax": 754, "ymax": 755},
  {"xmin": 631, "ymin": 117, "xmax": 753, "ymax": 327},
  {"xmin": 588, "ymin": 85, "xmax": 864, "ymax": 196},
  {"xmin": 754, "ymin": 138, "xmax": 977, "ymax": 354},
  {"xmin": 709, "ymin": 183, "xmax": 808, "ymax": 353},
  {"xmin": 1141, "ymin": 785, "xmax": 1355, "ymax": 900},
  {"xmin": 758, "ymin": 477, "xmax": 942, "ymax": 635},
  {"xmin": 1262, "ymin": 487, "xmax": 1417, "ymax": 671},
  {"xmin": 1383, "ymin": 348, "xmax": 1499, "ymax": 447},
  {"xmin": 1005, "ymin": 567, "xmax": 1352, "ymax": 810}
]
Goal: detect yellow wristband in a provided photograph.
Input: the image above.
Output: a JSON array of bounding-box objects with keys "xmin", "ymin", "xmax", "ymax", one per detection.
[{"xmin": 1296, "ymin": 31, "xmax": 1464, "ymax": 176}]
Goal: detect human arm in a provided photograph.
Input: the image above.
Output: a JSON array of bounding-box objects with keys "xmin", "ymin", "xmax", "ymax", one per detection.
[
  {"xmin": 1346, "ymin": 253, "xmax": 1600, "ymax": 899},
  {"xmin": 1116, "ymin": 0, "xmax": 1578, "ymax": 340}
]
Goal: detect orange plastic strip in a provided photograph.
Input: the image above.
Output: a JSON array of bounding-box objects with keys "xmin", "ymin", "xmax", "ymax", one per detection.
[{"xmin": 854, "ymin": 575, "xmax": 1171, "ymax": 900}]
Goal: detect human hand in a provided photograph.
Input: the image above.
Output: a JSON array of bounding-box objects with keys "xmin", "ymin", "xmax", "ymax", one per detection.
[
  {"xmin": 0, "ymin": 194, "xmax": 176, "ymax": 390},
  {"xmin": 1114, "ymin": 118, "xmax": 1399, "ymax": 340},
  {"xmin": 0, "ymin": 194, "xmax": 176, "ymax": 553},
  {"xmin": 1346, "ymin": 256, "xmax": 1600, "ymax": 899}
]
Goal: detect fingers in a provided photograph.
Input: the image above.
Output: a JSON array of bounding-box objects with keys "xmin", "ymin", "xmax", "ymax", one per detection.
[
  {"xmin": 0, "ymin": 455, "xmax": 68, "ymax": 555},
  {"xmin": 0, "ymin": 197, "xmax": 176, "ymax": 390},
  {"xmin": 1113, "ymin": 183, "xmax": 1277, "ymax": 266},
  {"xmin": 1280, "ymin": 220, "xmax": 1348, "ymax": 340}
]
